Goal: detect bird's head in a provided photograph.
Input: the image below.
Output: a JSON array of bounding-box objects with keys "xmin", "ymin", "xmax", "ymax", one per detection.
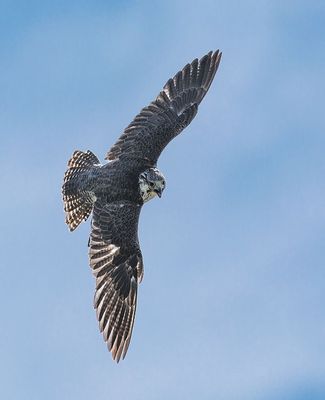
[{"xmin": 139, "ymin": 168, "xmax": 166, "ymax": 202}]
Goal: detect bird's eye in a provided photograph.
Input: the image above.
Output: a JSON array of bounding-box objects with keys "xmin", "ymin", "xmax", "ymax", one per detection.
[{"xmin": 162, "ymin": 181, "xmax": 165, "ymax": 185}]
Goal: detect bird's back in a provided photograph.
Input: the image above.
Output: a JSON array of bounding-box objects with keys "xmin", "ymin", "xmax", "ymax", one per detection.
[{"xmin": 95, "ymin": 160, "xmax": 143, "ymax": 205}]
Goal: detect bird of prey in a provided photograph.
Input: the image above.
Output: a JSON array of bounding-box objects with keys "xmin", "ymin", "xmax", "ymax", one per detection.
[{"xmin": 62, "ymin": 50, "xmax": 222, "ymax": 362}]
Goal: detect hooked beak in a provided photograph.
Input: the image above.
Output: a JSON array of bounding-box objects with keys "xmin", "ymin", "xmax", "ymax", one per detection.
[{"xmin": 155, "ymin": 189, "xmax": 162, "ymax": 198}]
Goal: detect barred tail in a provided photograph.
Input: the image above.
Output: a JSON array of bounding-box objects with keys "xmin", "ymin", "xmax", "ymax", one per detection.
[{"xmin": 62, "ymin": 150, "xmax": 100, "ymax": 231}]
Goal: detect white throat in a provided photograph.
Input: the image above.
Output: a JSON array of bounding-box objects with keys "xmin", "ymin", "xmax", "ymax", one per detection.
[{"xmin": 139, "ymin": 179, "xmax": 157, "ymax": 203}]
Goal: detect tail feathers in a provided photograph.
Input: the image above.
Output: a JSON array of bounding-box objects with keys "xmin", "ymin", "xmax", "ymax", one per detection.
[
  {"xmin": 64, "ymin": 150, "xmax": 100, "ymax": 183},
  {"xmin": 64, "ymin": 192, "xmax": 95, "ymax": 231},
  {"xmin": 62, "ymin": 150, "xmax": 100, "ymax": 231}
]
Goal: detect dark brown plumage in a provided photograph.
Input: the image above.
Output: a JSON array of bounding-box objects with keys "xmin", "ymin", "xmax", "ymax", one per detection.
[
  {"xmin": 62, "ymin": 50, "xmax": 222, "ymax": 362},
  {"xmin": 106, "ymin": 50, "xmax": 222, "ymax": 167}
]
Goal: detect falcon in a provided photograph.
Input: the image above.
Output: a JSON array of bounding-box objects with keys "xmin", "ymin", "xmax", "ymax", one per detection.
[{"xmin": 62, "ymin": 50, "xmax": 222, "ymax": 362}]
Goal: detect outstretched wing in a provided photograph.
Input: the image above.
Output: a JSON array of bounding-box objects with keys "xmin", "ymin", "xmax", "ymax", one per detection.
[
  {"xmin": 89, "ymin": 198, "xmax": 144, "ymax": 362},
  {"xmin": 106, "ymin": 50, "xmax": 222, "ymax": 166}
]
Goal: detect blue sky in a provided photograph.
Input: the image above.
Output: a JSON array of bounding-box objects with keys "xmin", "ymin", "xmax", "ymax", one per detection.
[{"xmin": 1, "ymin": 1, "xmax": 325, "ymax": 399}]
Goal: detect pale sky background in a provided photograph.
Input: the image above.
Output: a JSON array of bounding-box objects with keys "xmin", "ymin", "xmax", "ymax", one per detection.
[{"xmin": 1, "ymin": 1, "xmax": 325, "ymax": 399}]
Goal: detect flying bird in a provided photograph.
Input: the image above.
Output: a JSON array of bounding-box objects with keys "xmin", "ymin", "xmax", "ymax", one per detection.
[{"xmin": 62, "ymin": 50, "xmax": 222, "ymax": 362}]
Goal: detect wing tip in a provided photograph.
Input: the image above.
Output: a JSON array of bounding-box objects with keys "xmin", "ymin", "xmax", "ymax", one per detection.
[{"xmin": 187, "ymin": 49, "xmax": 223, "ymax": 91}]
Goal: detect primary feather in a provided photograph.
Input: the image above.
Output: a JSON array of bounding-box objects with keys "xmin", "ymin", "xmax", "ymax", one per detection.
[
  {"xmin": 106, "ymin": 50, "xmax": 222, "ymax": 166},
  {"xmin": 62, "ymin": 50, "xmax": 222, "ymax": 361}
]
